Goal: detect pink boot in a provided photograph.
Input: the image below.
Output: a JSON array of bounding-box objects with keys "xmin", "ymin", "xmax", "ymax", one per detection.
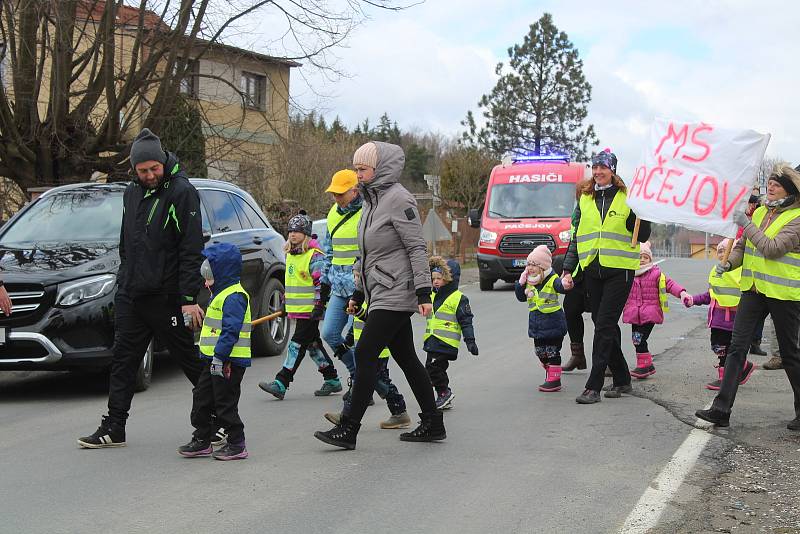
[
  {"xmin": 630, "ymin": 352, "xmax": 656, "ymax": 379},
  {"xmin": 706, "ymin": 366, "xmax": 724, "ymax": 390},
  {"xmin": 538, "ymin": 365, "xmax": 562, "ymax": 392}
]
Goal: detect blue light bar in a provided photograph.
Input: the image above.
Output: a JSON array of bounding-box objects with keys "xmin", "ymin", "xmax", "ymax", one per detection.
[{"xmin": 511, "ymin": 153, "xmax": 570, "ymax": 164}]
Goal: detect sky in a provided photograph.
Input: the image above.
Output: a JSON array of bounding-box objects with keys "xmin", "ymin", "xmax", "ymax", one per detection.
[{"xmin": 245, "ymin": 0, "xmax": 799, "ymax": 177}]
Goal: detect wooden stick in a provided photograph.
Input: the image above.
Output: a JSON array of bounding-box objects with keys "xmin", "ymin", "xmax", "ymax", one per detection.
[
  {"xmin": 251, "ymin": 310, "xmax": 284, "ymax": 326},
  {"xmin": 631, "ymin": 217, "xmax": 641, "ymax": 246}
]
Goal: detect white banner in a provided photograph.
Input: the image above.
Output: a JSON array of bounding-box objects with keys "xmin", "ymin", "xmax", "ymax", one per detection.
[{"xmin": 627, "ymin": 118, "xmax": 771, "ymax": 238}]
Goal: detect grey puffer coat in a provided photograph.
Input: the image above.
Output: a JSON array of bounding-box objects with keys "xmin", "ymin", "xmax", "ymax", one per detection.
[{"xmin": 354, "ymin": 142, "xmax": 431, "ymax": 313}]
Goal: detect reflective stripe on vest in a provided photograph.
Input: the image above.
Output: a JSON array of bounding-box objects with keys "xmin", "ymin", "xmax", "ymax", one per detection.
[
  {"xmin": 199, "ymin": 282, "xmax": 252, "ymax": 360},
  {"xmin": 658, "ymin": 273, "xmax": 669, "ymax": 312},
  {"xmin": 741, "ymin": 206, "xmax": 800, "ymax": 301},
  {"xmin": 285, "ymin": 248, "xmax": 320, "ymax": 313},
  {"xmin": 707, "ymin": 265, "xmax": 742, "ymax": 307},
  {"xmin": 576, "ymin": 191, "xmax": 640, "ymax": 270},
  {"xmin": 353, "ymin": 301, "xmax": 390, "ymax": 359},
  {"xmin": 425, "ymin": 290, "xmax": 463, "ymax": 348},
  {"xmin": 527, "ymin": 274, "xmax": 562, "ymax": 314},
  {"xmin": 327, "ymin": 204, "xmax": 362, "ymax": 266}
]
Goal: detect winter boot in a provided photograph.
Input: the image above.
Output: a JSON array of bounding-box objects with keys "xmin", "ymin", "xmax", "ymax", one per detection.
[
  {"xmin": 630, "ymin": 352, "xmax": 656, "ymax": 379},
  {"xmin": 258, "ymin": 379, "xmax": 286, "ymax": 400},
  {"xmin": 706, "ymin": 366, "xmax": 724, "ymax": 391},
  {"xmin": 178, "ymin": 437, "xmax": 213, "ymax": 458},
  {"xmin": 435, "ymin": 388, "xmax": 455, "ymax": 410},
  {"xmin": 314, "ymin": 378, "xmax": 343, "ymax": 396},
  {"xmin": 77, "ymin": 416, "xmax": 126, "ymax": 449},
  {"xmin": 738, "ymin": 360, "xmax": 756, "ymax": 385},
  {"xmin": 538, "ymin": 365, "xmax": 562, "ymax": 392},
  {"xmin": 695, "ymin": 408, "xmax": 729, "ymax": 427},
  {"xmin": 787, "ymin": 417, "xmax": 800, "ymax": 431},
  {"xmin": 604, "ymin": 384, "xmax": 633, "ymax": 398},
  {"xmin": 400, "ymin": 411, "xmax": 446, "ymax": 442},
  {"xmin": 314, "ymin": 415, "xmax": 361, "ymax": 450},
  {"xmin": 562, "ymin": 343, "xmax": 587, "ymax": 371},
  {"xmin": 380, "ymin": 411, "xmax": 412, "ymax": 429},
  {"xmin": 762, "ymin": 355, "xmax": 783, "ymax": 370},
  {"xmin": 749, "ymin": 341, "xmax": 767, "ymax": 356},
  {"xmin": 576, "ymin": 389, "xmax": 601, "ymax": 404}
]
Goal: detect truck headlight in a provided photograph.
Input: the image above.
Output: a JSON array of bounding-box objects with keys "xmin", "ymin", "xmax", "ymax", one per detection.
[
  {"xmin": 56, "ymin": 274, "xmax": 116, "ymax": 307},
  {"xmin": 479, "ymin": 229, "xmax": 498, "ymax": 244},
  {"xmin": 558, "ymin": 230, "xmax": 572, "ymax": 243}
]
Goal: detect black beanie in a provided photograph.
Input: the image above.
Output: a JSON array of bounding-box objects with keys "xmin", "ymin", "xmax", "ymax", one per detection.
[
  {"xmin": 771, "ymin": 171, "xmax": 800, "ymax": 196},
  {"xmin": 130, "ymin": 128, "xmax": 167, "ymax": 169}
]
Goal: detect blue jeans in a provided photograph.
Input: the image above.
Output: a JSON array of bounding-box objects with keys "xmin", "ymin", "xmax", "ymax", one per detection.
[{"xmin": 321, "ymin": 294, "xmax": 356, "ymax": 377}]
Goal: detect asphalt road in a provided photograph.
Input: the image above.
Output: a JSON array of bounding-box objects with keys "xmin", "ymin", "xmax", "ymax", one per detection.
[{"xmin": 0, "ymin": 259, "xmax": 747, "ymax": 533}]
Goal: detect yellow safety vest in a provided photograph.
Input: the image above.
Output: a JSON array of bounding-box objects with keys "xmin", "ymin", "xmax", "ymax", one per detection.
[
  {"xmin": 199, "ymin": 283, "xmax": 252, "ymax": 361},
  {"xmin": 425, "ymin": 290, "xmax": 463, "ymax": 348},
  {"xmin": 527, "ymin": 274, "xmax": 562, "ymax": 314},
  {"xmin": 741, "ymin": 206, "xmax": 800, "ymax": 301},
  {"xmin": 576, "ymin": 191, "xmax": 640, "ymax": 270},
  {"xmin": 655, "ymin": 272, "xmax": 670, "ymax": 312},
  {"xmin": 285, "ymin": 248, "xmax": 321, "ymax": 313},
  {"xmin": 707, "ymin": 265, "xmax": 742, "ymax": 308},
  {"xmin": 327, "ymin": 204, "xmax": 361, "ymax": 266},
  {"xmin": 353, "ymin": 301, "xmax": 390, "ymax": 359}
]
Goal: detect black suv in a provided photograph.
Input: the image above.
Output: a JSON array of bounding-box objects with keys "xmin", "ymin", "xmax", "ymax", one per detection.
[{"xmin": 0, "ymin": 179, "xmax": 289, "ymax": 390}]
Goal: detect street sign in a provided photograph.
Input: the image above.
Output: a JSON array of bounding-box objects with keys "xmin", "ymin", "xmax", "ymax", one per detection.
[{"xmin": 422, "ymin": 209, "xmax": 451, "ymax": 242}]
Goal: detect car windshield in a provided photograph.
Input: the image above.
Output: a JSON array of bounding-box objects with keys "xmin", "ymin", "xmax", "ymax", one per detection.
[
  {"xmin": 0, "ymin": 189, "xmax": 123, "ymax": 247},
  {"xmin": 487, "ymin": 183, "xmax": 575, "ymax": 218}
]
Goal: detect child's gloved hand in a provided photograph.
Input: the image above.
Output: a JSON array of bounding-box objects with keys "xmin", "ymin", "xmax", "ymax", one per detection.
[
  {"xmin": 310, "ymin": 302, "xmax": 326, "ymax": 321},
  {"xmin": 466, "ymin": 339, "xmax": 479, "ymax": 356},
  {"xmin": 680, "ymin": 291, "xmax": 693, "ymax": 307},
  {"xmin": 714, "ymin": 261, "xmax": 731, "ymax": 276},
  {"xmin": 210, "ymin": 357, "xmax": 226, "ymax": 378},
  {"xmin": 518, "ymin": 268, "xmax": 528, "ymax": 286}
]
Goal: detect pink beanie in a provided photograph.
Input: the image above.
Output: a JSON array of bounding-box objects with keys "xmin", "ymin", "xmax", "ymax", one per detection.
[
  {"xmin": 639, "ymin": 241, "xmax": 652, "ymax": 260},
  {"xmin": 527, "ymin": 245, "xmax": 552, "ymax": 270}
]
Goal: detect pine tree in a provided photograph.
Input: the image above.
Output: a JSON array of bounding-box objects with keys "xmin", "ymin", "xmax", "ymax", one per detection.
[{"xmin": 463, "ymin": 13, "xmax": 597, "ymax": 160}]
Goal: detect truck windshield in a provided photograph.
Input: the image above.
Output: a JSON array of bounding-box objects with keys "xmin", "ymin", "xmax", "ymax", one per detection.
[
  {"xmin": 0, "ymin": 190, "xmax": 123, "ymax": 247},
  {"xmin": 487, "ymin": 183, "xmax": 575, "ymax": 218}
]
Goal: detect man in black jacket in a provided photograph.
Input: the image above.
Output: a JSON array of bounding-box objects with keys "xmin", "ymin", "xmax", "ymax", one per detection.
[{"xmin": 78, "ymin": 128, "xmax": 206, "ymax": 449}]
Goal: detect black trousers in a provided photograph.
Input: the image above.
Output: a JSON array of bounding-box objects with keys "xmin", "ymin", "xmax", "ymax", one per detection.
[
  {"xmin": 276, "ymin": 319, "xmax": 338, "ymax": 385},
  {"xmin": 107, "ymin": 293, "xmax": 203, "ymax": 425},
  {"xmin": 712, "ymin": 291, "xmax": 800, "ymax": 418},
  {"xmin": 425, "ymin": 352, "xmax": 451, "ymax": 391},
  {"xmin": 348, "ymin": 310, "xmax": 436, "ymax": 423},
  {"xmin": 563, "ymin": 278, "xmax": 588, "ymax": 344},
  {"xmin": 584, "ymin": 269, "xmax": 634, "ymax": 391},
  {"xmin": 191, "ymin": 362, "xmax": 246, "ymax": 444},
  {"xmin": 631, "ymin": 323, "xmax": 655, "ymax": 354}
]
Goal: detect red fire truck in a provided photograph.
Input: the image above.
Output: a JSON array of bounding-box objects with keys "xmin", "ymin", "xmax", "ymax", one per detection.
[{"xmin": 468, "ymin": 154, "xmax": 589, "ymax": 290}]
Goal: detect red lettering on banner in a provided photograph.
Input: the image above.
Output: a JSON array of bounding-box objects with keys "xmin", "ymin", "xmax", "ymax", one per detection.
[
  {"xmin": 694, "ymin": 176, "xmax": 719, "ymax": 216},
  {"xmin": 630, "ymin": 166, "xmax": 647, "ymax": 198},
  {"xmin": 642, "ymin": 155, "xmax": 666, "ymax": 200},
  {"xmin": 656, "ymin": 168, "xmax": 681, "ymax": 204},
  {"xmin": 672, "ymin": 174, "xmax": 698, "ymax": 207},
  {"xmin": 654, "ymin": 123, "xmax": 689, "ymax": 159},
  {"xmin": 683, "ymin": 123, "xmax": 713, "ymax": 163},
  {"xmin": 720, "ymin": 182, "xmax": 748, "ymax": 219}
]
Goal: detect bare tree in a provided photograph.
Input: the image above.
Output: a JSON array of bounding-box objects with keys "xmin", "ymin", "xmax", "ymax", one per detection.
[
  {"xmin": 439, "ymin": 145, "xmax": 498, "ymax": 215},
  {"xmin": 0, "ymin": 0, "xmax": 404, "ymax": 197}
]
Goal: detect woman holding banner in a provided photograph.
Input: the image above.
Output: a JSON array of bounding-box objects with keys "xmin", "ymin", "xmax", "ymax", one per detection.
[
  {"xmin": 562, "ymin": 149, "xmax": 651, "ymax": 404},
  {"xmin": 697, "ymin": 165, "xmax": 800, "ymax": 430}
]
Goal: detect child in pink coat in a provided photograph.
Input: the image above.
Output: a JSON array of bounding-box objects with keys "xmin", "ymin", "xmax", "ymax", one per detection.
[{"xmin": 623, "ymin": 242, "xmax": 692, "ymax": 379}]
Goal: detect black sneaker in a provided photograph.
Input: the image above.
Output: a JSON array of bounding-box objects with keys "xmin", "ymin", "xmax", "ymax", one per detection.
[
  {"xmin": 435, "ymin": 389, "xmax": 455, "ymax": 410},
  {"xmin": 77, "ymin": 416, "xmax": 126, "ymax": 449},
  {"xmin": 399, "ymin": 411, "xmax": 446, "ymax": 442},
  {"xmin": 695, "ymin": 408, "xmax": 730, "ymax": 427},
  {"xmin": 178, "ymin": 438, "xmax": 212, "ymax": 458},
  {"xmin": 604, "ymin": 384, "xmax": 633, "ymax": 398},
  {"xmin": 213, "ymin": 442, "xmax": 248, "ymax": 460}
]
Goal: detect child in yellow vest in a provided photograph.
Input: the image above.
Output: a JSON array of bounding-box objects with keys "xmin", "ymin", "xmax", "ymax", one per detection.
[
  {"xmin": 425, "ymin": 256, "xmax": 478, "ymax": 409},
  {"xmin": 514, "ymin": 245, "xmax": 569, "ymax": 392},
  {"xmin": 258, "ymin": 211, "xmax": 342, "ymax": 399},
  {"xmin": 179, "ymin": 242, "xmax": 250, "ymax": 460}
]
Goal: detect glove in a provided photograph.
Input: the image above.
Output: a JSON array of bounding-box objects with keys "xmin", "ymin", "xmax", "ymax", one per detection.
[
  {"xmin": 714, "ymin": 261, "xmax": 731, "ymax": 276},
  {"xmin": 466, "ymin": 340, "xmax": 479, "ymax": 356},
  {"xmin": 732, "ymin": 209, "xmax": 750, "ymax": 228},
  {"xmin": 680, "ymin": 291, "xmax": 693, "ymax": 307},
  {"xmin": 320, "ymin": 283, "xmax": 331, "ymax": 305},
  {"xmin": 518, "ymin": 269, "xmax": 528, "ymax": 286},
  {"xmin": 310, "ymin": 302, "xmax": 326, "ymax": 321},
  {"xmin": 210, "ymin": 357, "xmax": 230, "ymax": 379}
]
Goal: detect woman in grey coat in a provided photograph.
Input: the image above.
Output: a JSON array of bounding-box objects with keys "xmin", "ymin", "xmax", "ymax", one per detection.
[{"xmin": 314, "ymin": 141, "xmax": 445, "ymax": 450}]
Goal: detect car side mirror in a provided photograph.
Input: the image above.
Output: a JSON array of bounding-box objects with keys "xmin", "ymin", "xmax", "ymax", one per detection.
[
  {"xmin": 202, "ymin": 231, "xmax": 212, "ymax": 244},
  {"xmin": 468, "ymin": 208, "xmax": 481, "ymax": 228}
]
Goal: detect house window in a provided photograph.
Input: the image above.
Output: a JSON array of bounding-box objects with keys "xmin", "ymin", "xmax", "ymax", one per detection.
[
  {"xmin": 240, "ymin": 71, "xmax": 266, "ymax": 110},
  {"xmin": 178, "ymin": 59, "xmax": 199, "ymax": 98}
]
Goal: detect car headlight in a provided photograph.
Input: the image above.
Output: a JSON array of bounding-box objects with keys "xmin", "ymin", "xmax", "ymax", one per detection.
[
  {"xmin": 479, "ymin": 229, "xmax": 498, "ymax": 244},
  {"xmin": 56, "ymin": 274, "xmax": 116, "ymax": 308},
  {"xmin": 558, "ymin": 230, "xmax": 572, "ymax": 243}
]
